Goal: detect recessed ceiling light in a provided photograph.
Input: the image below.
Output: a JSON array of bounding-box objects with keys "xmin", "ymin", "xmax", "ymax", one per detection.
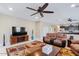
[
  {"xmin": 9, "ymin": 7, "xmax": 13, "ymax": 11},
  {"xmin": 70, "ymin": 4, "xmax": 76, "ymax": 8}
]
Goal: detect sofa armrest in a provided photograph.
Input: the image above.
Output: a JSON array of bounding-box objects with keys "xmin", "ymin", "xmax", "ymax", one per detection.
[
  {"xmin": 70, "ymin": 44, "xmax": 79, "ymax": 56},
  {"xmin": 70, "ymin": 47, "xmax": 79, "ymax": 56},
  {"xmin": 71, "ymin": 40, "xmax": 79, "ymax": 44}
]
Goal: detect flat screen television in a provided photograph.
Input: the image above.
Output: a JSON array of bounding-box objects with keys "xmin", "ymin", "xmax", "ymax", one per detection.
[{"xmin": 12, "ymin": 26, "xmax": 27, "ymax": 36}]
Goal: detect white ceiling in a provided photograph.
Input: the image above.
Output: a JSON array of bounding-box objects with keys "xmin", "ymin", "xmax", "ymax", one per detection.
[{"xmin": 0, "ymin": 3, "xmax": 79, "ymax": 24}]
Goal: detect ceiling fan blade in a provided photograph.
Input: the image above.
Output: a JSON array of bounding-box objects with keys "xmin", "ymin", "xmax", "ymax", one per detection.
[
  {"xmin": 40, "ymin": 12, "xmax": 44, "ymax": 17},
  {"xmin": 40, "ymin": 3, "xmax": 48, "ymax": 11},
  {"xmin": 43, "ymin": 11, "xmax": 54, "ymax": 13},
  {"xmin": 26, "ymin": 7, "xmax": 37, "ymax": 11},
  {"xmin": 31, "ymin": 12, "xmax": 38, "ymax": 16}
]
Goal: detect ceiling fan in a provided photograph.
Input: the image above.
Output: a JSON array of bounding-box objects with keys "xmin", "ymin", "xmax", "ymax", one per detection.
[
  {"xmin": 67, "ymin": 18, "xmax": 78, "ymax": 22},
  {"xmin": 26, "ymin": 3, "xmax": 54, "ymax": 17}
]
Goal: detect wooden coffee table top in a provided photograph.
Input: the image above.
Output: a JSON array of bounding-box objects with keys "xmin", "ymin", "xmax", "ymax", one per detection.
[{"xmin": 27, "ymin": 46, "xmax": 61, "ymax": 56}]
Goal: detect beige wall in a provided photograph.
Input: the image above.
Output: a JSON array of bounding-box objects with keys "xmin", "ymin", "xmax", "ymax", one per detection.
[
  {"xmin": 0, "ymin": 14, "xmax": 55, "ymax": 46},
  {"xmin": 0, "ymin": 14, "xmax": 36, "ymax": 46},
  {"xmin": 35, "ymin": 21, "xmax": 55, "ymax": 39}
]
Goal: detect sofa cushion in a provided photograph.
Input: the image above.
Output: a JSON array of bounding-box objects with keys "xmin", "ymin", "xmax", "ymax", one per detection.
[{"xmin": 46, "ymin": 33, "xmax": 56, "ymax": 39}]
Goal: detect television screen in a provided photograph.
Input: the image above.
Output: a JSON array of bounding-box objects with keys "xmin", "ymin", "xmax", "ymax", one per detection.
[
  {"xmin": 12, "ymin": 26, "xmax": 27, "ymax": 36},
  {"xmin": 20, "ymin": 27, "xmax": 25, "ymax": 32}
]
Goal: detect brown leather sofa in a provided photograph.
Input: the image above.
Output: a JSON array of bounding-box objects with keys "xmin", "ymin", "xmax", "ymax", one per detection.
[
  {"xmin": 70, "ymin": 40, "xmax": 79, "ymax": 56},
  {"xmin": 43, "ymin": 33, "xmax": 67, "ymax": 47}
]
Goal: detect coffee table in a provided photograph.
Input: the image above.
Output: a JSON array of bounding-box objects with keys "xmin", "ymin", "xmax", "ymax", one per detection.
[{"xmin": 27, "ymin": 46, "xmax": 61, "ymax": 56}]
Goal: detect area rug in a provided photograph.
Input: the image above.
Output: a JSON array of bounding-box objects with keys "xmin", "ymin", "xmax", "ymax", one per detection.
[{"xmin": 57, "ymin": 48, "xmax": 76, "ymax": 56}]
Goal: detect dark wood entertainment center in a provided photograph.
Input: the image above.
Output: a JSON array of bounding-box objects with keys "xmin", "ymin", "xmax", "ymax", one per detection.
[{"xmin": 10, "ymin": 35, "xmax": 29, "ymax": 45}]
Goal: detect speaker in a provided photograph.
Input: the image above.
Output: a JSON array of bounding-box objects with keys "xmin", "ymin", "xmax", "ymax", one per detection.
[
  {"xmin": 3, "ymin": 34, "xmax": 5, "ymax": 46},
  {"xmin": 20, "ymin": 27, "xmax": 25, "ymax": 33},
  {"xmin": 12, "ymin": 27, "xmax": 16, "ymax": 34}
]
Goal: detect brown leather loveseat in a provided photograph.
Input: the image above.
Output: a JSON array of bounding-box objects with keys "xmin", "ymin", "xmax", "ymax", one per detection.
[{"xmin": 43, "ymin": 33, "xmax": 67, "ymax": 47}]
